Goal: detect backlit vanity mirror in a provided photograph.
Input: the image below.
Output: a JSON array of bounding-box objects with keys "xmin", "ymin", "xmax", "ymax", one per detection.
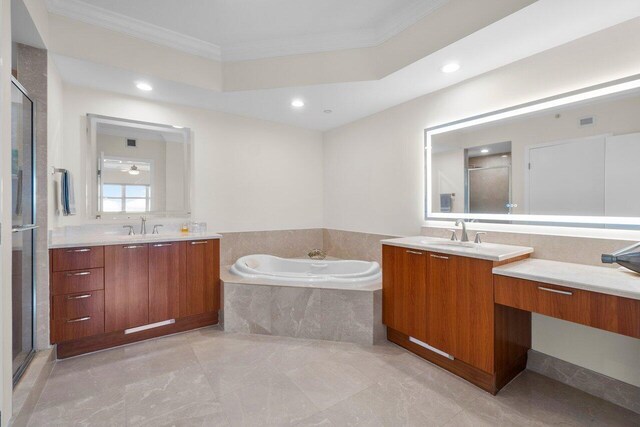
[
  {"xmin": 87, "ymin": 115, "xmax": 191, "ymax": 218},
  {"xmin": 425, "ymin": 75, "xmax": 640, "ymax": 228}
]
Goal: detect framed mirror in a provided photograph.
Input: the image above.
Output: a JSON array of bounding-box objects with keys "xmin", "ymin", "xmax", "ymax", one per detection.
[
  {"xmin": 425, "ymin": 75, "xmax": 640, "ymax": 229},
  {"xmin": 87, "ymin": 114, "xmax": 191, "ymax": 219}
]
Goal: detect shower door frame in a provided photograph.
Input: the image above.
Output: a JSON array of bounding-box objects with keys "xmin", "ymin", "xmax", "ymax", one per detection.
[{"xmin": 11, "ymin": 76, "xmax": 37, "ymax": 387}]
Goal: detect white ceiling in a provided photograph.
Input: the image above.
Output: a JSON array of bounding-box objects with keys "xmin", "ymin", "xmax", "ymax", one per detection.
[
  {"xmin": 53, "ymin": 0, "xmax": 640, "ymax": 131},
  {"xmin": 46, "ymin": 0, "xmax": 447, "ymax": 61}
]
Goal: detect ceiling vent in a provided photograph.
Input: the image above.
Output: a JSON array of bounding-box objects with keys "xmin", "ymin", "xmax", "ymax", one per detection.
[
  {"xmin": 126, "ymin": 138, "xmax": 137, "ymax": 147},
  {"xmin": 579, "ymin": 116, "xmax": 595, "ymax": 127}
]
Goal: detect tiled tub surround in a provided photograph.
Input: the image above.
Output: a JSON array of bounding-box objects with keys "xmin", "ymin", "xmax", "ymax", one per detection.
[
  {"xmin": 222, "ymin": 269, "xmax": 385, "ymax": 345},
  {"xmin": 219, "ymin": 228, "xmax": 323, "ymax": 265},
  {"xmin": 323, "ymin": 229, "xmax": 396, "ymax": 265}
]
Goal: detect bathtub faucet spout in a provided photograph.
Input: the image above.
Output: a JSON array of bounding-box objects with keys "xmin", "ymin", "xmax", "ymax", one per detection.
[{"xmin": 308, "ymin": 249, "xmax": 327, "ymax": 260}]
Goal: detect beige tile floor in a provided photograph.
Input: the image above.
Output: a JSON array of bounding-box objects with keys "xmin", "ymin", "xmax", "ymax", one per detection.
[{"xmin": 28, "ymin": 327, "xmax": 639, "ymax": 426}]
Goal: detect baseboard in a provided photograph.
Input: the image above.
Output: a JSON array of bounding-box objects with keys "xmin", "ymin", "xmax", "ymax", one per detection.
[{"xmin": 527, "ymin": 349, "xmax": 640, "ymax": 414}]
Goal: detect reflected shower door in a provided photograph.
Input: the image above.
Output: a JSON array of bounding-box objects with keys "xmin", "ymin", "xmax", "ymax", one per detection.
[
  {"xmin": 11, "ymin": 79, "xmax": 36, "ymax": 385},
  {"xmin": 467, "ymin": 166, "xmax": 511, "ymax": 214}
]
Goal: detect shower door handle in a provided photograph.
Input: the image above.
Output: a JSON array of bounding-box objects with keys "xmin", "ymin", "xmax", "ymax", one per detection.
[{"xmin": 12, "ymin": 224, "xmax": 39, "ymax": 233}]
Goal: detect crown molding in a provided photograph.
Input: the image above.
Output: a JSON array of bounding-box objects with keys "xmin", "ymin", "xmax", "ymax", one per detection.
[
  {"xmin": 46, "ymin": 0, "xmax": 222, "ymax": 60},
  {"xmin": 221, "ymin": 0, "xmax": 450, "ymax": 61},
  {"xmin": 221, "ymin": 28, "xmax": 377, "ymax": 62},
  {"xmin": 46, "ymin": 0, "xmax": 448, "ymax": 63}
]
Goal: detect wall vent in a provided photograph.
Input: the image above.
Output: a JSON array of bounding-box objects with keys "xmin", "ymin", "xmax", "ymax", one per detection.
[
  {"xmin": 579, "ymin": 116, "xmax": 595, "ymax": 127},
  {"xmin": 126, "ymin": 138, "xmax": 137, "ymax": 147}
]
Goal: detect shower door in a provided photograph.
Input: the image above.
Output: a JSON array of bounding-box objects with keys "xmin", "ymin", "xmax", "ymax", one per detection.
[{"xmin": 11, "ymin": 78, "xmax": 36, "ymax": 385}]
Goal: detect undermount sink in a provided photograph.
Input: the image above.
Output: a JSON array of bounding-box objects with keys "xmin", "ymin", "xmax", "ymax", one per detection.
[{"xmin": 421, "ymin": 240, "xmax": 478, "ymax": 248}]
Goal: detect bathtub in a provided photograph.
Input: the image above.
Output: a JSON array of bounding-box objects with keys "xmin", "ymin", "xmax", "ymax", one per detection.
[
  {"xmin": 230, "ymin": 254, "xmax": 381, "ymax": 288},
  {"xmin": 223, "ymin": 254, "xmax": 384, "ymax": 344}
]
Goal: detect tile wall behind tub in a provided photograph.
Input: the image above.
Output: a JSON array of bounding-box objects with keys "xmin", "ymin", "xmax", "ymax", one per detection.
[
  {"xmin": 323, "ymin": 229, "xmax": 398, "ymax": 265},
  {"xmin": 220, "ymin": 229, "xmax": 324, "ymax": 265}
]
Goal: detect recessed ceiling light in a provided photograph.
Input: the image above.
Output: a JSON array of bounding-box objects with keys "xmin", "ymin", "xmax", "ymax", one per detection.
[
  {"xmin": 441, "ymin": 63, "xmax": 460, "ymax": 73},
  {"xmin": 324, "ymin": 109, "xmax": 333, "ymax": 114},
  {"xmin": 172, "ymin": 125, "xmax": 184, "ymax": 129},
  {"xmin": 481, "ymin": 149, "xmax": 489, "ymax": 154},
  {"xmin": 136, "ymin": 82, "xmax": 153, "ymax": 91},
  {"xmin": 291, "ymin": 99, "xmax": 305, "ymax": 108}
]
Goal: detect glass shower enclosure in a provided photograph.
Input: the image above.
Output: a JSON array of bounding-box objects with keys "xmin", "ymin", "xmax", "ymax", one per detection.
[{"xmin": 11, "ymin": 78, "xmax": 37, "ymax": 385}]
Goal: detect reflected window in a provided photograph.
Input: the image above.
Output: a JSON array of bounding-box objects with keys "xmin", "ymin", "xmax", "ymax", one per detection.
[{"xmin": 102, "ymin": 183, "xmax": 150, "ymax": 213}]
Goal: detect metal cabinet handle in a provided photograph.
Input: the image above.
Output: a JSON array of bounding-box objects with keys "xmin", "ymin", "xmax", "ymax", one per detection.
[
  {"xmin": 66, "ymin": 271, "xmax": 91, "ymax": 277},
  {"xmin": 152, "ymin": 243, "xmax": 173, "ymax": 247},
  {"xmin": 406, "ymin": 250, "xmax": 423, "ymax": 255},
  {"xmin": 190, "ymin": 241, "xmax": 208, "ymax": 245},
  {"xmin": 124, "ymin": 245, "xmax": 145, "ymax": 249},
  {"xmin": 430, "ymin": 254, "xmax": 449, "ymax": 260},
  {"xmin": 67, "ymin": 316, "xmax": 91, "ymax": 323},
  {"xmin": 67, "ymin": 294, "xmax": 91, "ymax": 300},
  {"xmin": 538, "ymin": 286, "xmax": 573, "ymax": 296},
  {"xmin": 66, "ymin": 248, "xmax": 91, "ymax": 253}
]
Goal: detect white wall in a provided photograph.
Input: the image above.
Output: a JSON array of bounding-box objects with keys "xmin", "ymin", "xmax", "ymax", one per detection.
[
  {"xmin": 323, "ymin": 19, "xmax": 640, "ymax": 385},
  {"xmin": 47, "ymin": 57, "xmax": 64, "ymax": 227},
  {"xmin": 50, "ymin": 85, "xmax": 324, "ymax": 232}
]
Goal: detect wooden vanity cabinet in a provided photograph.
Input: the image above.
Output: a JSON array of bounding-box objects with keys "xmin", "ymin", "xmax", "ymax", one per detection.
[
  {"xmin": 181, "ymin": 239, "xmax": 220, "ymax": 317},
  {"xmin": 382, "ymin": 245, "xmax": 426, "ymax": 337},
  {"xmin": 382, "ymin": 244, "xmax": 530, "ymax": 394},
  {"xmin": 51, "ymin": 238, "xmax": 220, "ymax": 358},
  {"xmin": 149, "ymin": 241, "xmax": 185, "ymax": 323},
  {"xmin": 104, "ymin": 244, "xmax": 150, "ymax": 332},
  {"xmin": 495, "ymin": 276, "xmax": 640, "ymax": 339},
  {"xmin": 50, "ymin": 248, "xmax": 105, "ymax": 344}
]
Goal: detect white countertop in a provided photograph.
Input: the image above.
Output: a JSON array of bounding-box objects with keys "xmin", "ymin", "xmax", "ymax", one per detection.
[
  {"xmin": 493, "ymin": 259, "xmax": 640, "ymax": 301},
  {"xmin": 49, "ymin": 232, "xmax": 222, "ymax": 249},
  {"xmin": 381, "ymin": 236, "xmax": 533, "ymax": 262}
]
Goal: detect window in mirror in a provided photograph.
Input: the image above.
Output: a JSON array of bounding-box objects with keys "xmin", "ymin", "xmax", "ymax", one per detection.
[
  {"xmin": 425, "ymin": 75, "xmax": 640, "ymax": 228},
  {"xmin": 87, "ymin": 115, "xmax": 191, "ymax": 218}
]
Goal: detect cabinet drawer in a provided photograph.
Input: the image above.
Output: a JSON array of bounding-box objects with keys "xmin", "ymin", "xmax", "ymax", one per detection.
[
  {"xmin": 52, "ymin": 246, "xmax": 104, "ymax": 272},
  {"xmin": 52, "ymin": 268, "xmax": 104, "ymax": 296},
  {"xmin": 494, "ymin": 276, "xmax": 640, "ymax": 338},
  {"xmin": 52, "ymin": 290, "xmax": 105, "ymax": 343}
]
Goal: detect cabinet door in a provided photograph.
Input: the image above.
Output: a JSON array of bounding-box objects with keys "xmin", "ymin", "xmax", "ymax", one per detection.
[
  {"xmin": 180, "ymin": 239, "xmax": 219, "ymax": 317},
  {"xmin": 425, "ymin": 252, "xmax": 456, "ymax": 356},
  {"xmin": 382, "ymin": 245, "xmax": 427, "ymax": 338},
  {"xmin": 452, "ymin": 256, "xmax": 494, "ymax": 373},
  {"xmin": 149, "ymin": 242, "xmax": 185, "ymax": 323},
  {"xmin": 105, "ymin": 244, "xmax": 149, "ymax": 332}
]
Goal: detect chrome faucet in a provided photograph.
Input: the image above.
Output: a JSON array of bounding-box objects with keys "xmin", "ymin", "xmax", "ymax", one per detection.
[
  {"xmin": 455, "ymin": 219, "xmax": 470, "ymax": 242},
  {"xmin": 123, "ymin": 225, "xmax": 135, "ymax": 236},
  {"xmin": 140, "ymin": 216, "xmax": 147, "ymax": 235}
]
